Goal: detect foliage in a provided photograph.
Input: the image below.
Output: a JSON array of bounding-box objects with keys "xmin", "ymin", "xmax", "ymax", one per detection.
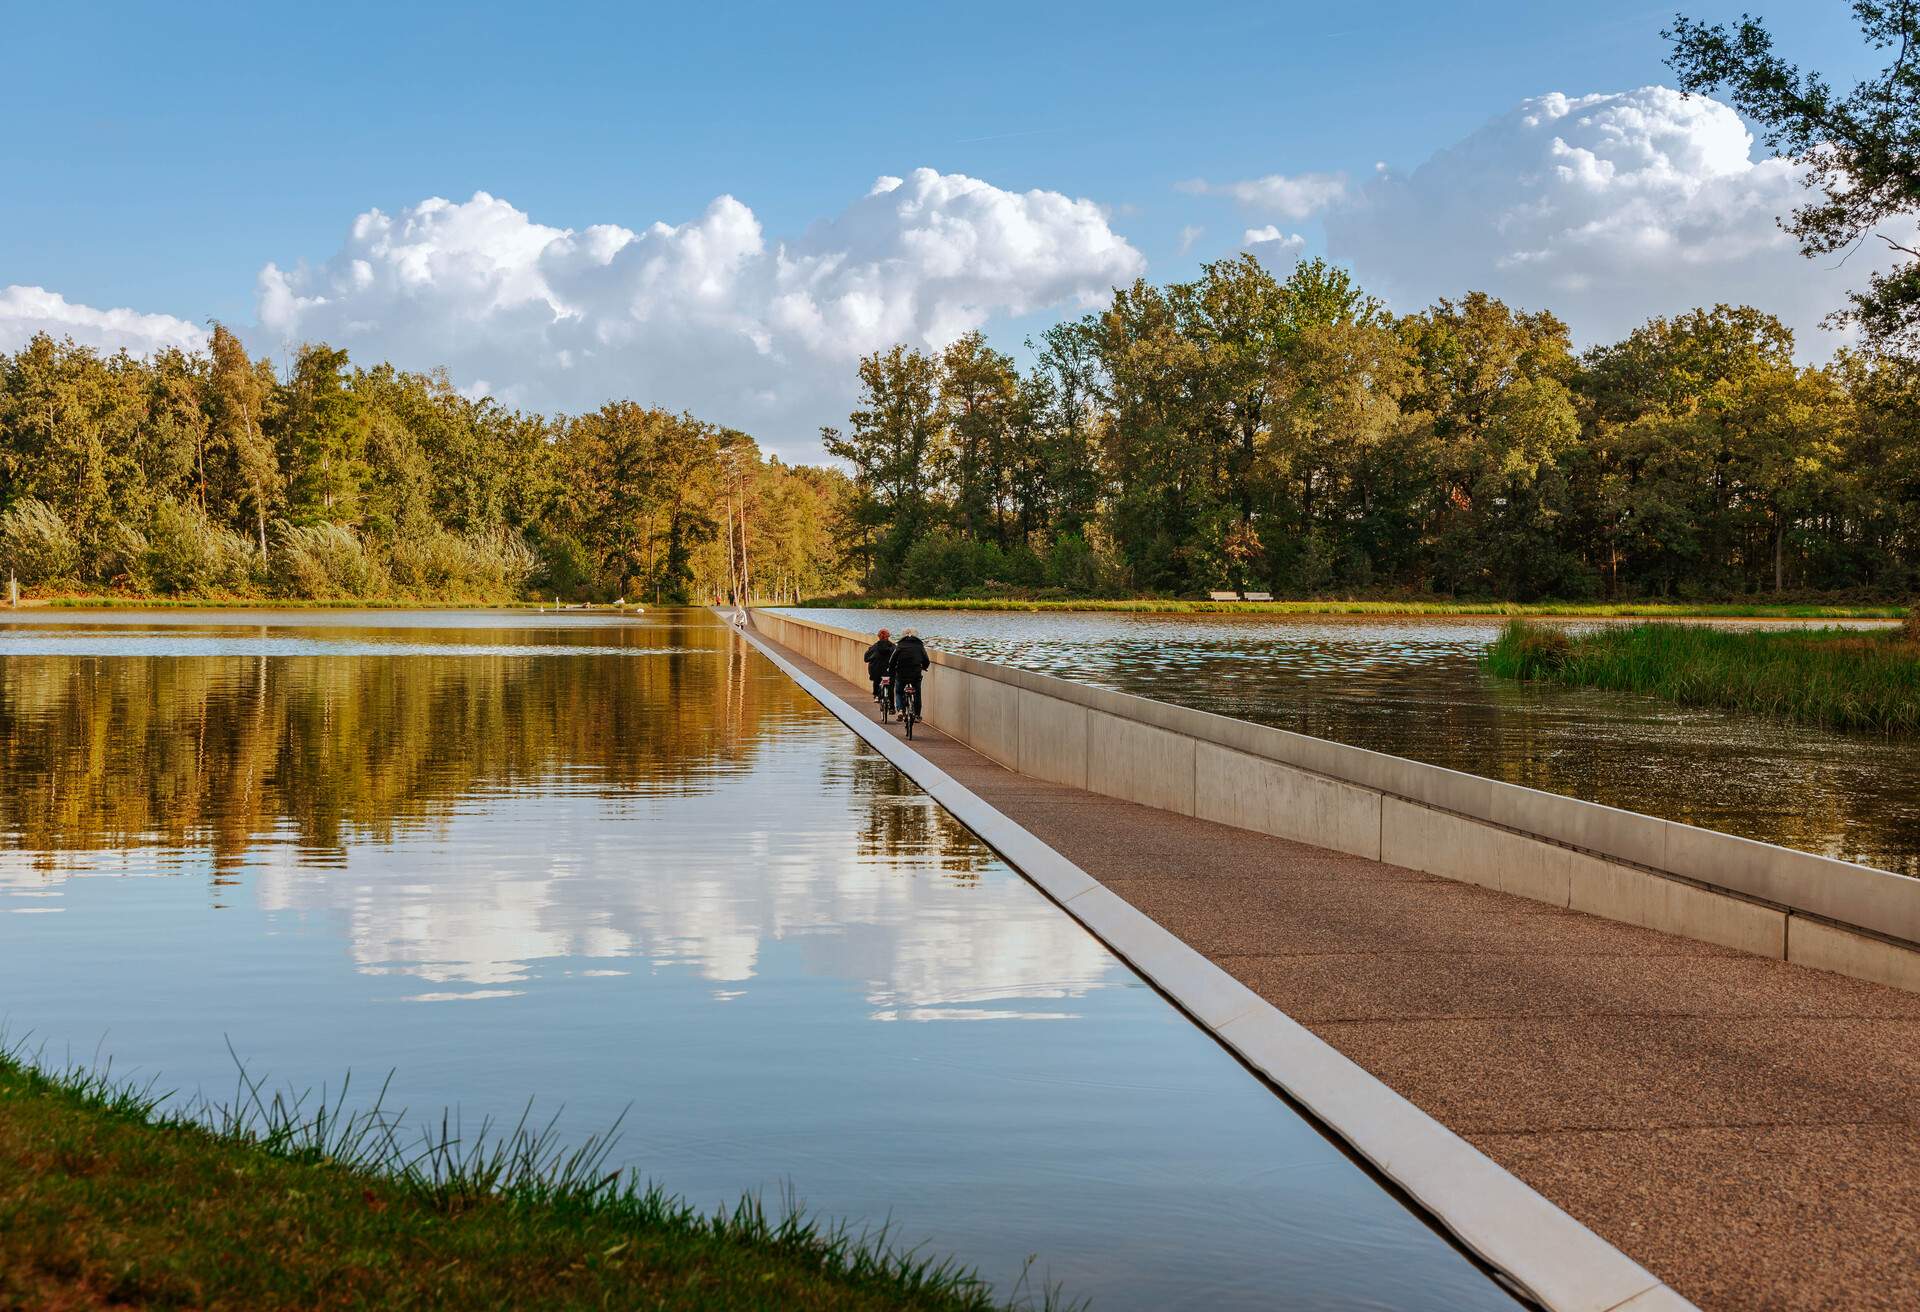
[
  {"xmin": 6, "ymin": 251, "xmax": 1920, "ymax": 610},
  {"xmin": 832, "ymin": 263, "xmax": 1920, "ymax": 603},
  {"xmin": 272, "ymin": 521, "xmax": 386, "ymax": 599},
  {"xmin": 389, "ymin": 526, "xmax": 539, "ymax": 600},
  {"xmin": 0, "ymin": 332, "xmax": 855, "ymax": 605},
  {"xmin": 1487, "ymin": 620, "xmax": 1920, "ymax": 735},
  {"xmin": 0, "ymin": 1041, "xmax": 1068, "ymax": 1311},
  {"xmin": 798, "ymin": 596, "xmax": 1904, "ymax": 618},
  {"xmin": 142, "ymin": 499, "xmax": 262, "ymax": 594},
  {"xmin": 1666, "ymin": 3, "xmax": 1920, "ymax": 352},
  {"xmin": 0, "ymin": 498, "xmax": 79, "ymax": 584}
]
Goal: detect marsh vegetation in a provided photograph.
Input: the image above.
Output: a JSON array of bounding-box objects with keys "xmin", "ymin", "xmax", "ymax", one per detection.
[{"xmin": 1486, "ymin": 619, "xmax": 1920, "ymax": 735}]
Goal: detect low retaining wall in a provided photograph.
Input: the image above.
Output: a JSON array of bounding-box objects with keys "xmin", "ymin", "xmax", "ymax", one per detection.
[{"xmin": 751, "ymin": 608, "xmax": 1920, "ymax": 995}]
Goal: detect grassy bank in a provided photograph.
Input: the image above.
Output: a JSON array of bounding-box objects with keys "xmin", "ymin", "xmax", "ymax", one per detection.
[
  {"xmin": 0, "ymin": 1047, "xmax": 1059, "ymax": 1311},
  {"xmin": 792, "ymin": 596, "xmax": 1909, "ymax": 620},
  {"xmin": 1485, "ymin": 619, "xmax": 1920, "ymax": 734}
]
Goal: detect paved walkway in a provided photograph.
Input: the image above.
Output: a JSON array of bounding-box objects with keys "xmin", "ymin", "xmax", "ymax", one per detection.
[{"xmin": 767, "ymin": 639, "xmax": 1920, "ymax": 1312}]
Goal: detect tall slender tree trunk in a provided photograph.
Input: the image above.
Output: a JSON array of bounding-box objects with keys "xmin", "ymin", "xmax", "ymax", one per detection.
[
  {"xmin": 737, "ymin": 474, "xmax": 752, "ymax": 604},
  {"xmin": 722, "ymin": 494, "xmax": 737, "ymax": 604}
]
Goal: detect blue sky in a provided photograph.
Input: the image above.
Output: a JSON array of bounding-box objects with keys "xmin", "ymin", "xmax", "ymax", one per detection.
[{"xmin": 0, "ymin": 1, "xmax": 1892, "ymax": 454}]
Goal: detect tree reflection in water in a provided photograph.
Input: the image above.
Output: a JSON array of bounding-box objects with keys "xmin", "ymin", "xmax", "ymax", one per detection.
[
  {"xmin": 0, "ymin": 617, "xmax": 809, "ymax": 871},
  {"xmin": 0, "ymin": 610, "xmax": 1116, "ymax": 1015}
]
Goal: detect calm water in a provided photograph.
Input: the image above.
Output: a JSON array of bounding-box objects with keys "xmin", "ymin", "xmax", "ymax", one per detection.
[
  {"xmin": 0, "ymin": 608, "xmax": 1507, "ymax": 1311},
  {"xmin": 794, "ymin": 608, "xmax": 1920, "ymax": 877}
]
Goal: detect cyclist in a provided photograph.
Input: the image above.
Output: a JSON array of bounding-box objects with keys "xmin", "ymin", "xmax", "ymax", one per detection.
[
  {"xmin": 862, "ymin": 629, "xmax": 896, "ymax": 706},
  {"xmin": 888, "ymin": 629, "xmax": 929, "ymax": 721}
]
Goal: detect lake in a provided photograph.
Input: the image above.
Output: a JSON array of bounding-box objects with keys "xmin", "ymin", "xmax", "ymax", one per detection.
[
  {"xmin": 0, "ymin": 607, "xmax": 1509, "ymax": 1310},
  {"xmin": 789, "ymin": 608, "xmax": 1920, "ymax": 877}
]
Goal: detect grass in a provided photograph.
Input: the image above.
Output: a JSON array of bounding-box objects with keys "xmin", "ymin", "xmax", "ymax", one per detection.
[
  {"xmin": 1484, "ymin": 618, "xmax": 1920, "ymax": 735},
  {"xmin": 790, "ymin": 595, "xmax": 1909, "ymax": 620},
  {"xmin": 0, "ymin": 1039, "xmax": 1070, "ymax": 1311}
]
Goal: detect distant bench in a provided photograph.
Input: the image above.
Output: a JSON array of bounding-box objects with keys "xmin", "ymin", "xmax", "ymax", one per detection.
[{"xmin": 1206, "ymin": 591, "xmax": 1275, "ymax": 602}]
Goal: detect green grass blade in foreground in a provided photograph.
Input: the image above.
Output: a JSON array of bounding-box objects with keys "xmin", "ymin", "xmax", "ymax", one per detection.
[{"xmin": 0, "ymin": 1035, "xmax": 1079, "ymax": 1311}]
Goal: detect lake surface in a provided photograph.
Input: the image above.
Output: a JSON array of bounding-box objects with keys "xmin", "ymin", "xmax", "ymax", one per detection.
[
  {"xmin": 791, "ymin": 608, "xmax": 1920, "ymax": 877},
  {"xmin": 0, "ymin": 607, "xmax": 1508, "ymax": 1311}
]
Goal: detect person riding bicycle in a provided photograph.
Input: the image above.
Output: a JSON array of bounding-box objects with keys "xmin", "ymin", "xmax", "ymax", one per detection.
[
  {"xmin": 888, "ymin": 629, "xmax": 929, "ymax": 718},
  {"xmin": 862, "ymin": 629, "xmax": 896, "ymax": 703}
]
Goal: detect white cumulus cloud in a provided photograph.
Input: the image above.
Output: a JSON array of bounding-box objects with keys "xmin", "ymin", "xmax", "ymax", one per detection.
[
  {"xmin": 0, "ymin": 285, "xmax": 207, "ymax": 356},
  {"xmin": 256, "ymin": 170, "xmax": 1144, "ymax": 454},
  {"xmin": 1320, "ymin": 86, "xmax": 1910, "ymax": 351},
  {"xmin": 1241, "ymin": 225, "xmax": 1307, "ymax": 266},
  {"xmin": 1178, "ymin": 171, "xmax": 1349, "ymax": 218}
]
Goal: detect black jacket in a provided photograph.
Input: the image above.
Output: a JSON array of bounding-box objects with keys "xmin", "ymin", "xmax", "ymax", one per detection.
[
  {"xmin": 889, "ymin": 636, "xmax": 929, "ymax": 682},
  {"xmin": 862, "ymin": 639, "xmax": 896, "ymax": 680}
]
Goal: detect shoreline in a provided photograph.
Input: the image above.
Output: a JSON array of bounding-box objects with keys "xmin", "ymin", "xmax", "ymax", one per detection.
[
  {"xmin": 788, "ymin": 596, "xmax": 1909, "ymax": 620},
  {"xmin": 0, "ymin": 1047, "xmax": 1047, "ymax": 1312},
  {"xmin": 6, "ymin": 594, "xmax": 1906, "ymax": 621}
]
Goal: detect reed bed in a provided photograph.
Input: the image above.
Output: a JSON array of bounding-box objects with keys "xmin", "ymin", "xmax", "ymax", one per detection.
[{"xmin": 1485, "ymin": 619, "xmax": 1920, "ymax": 735}]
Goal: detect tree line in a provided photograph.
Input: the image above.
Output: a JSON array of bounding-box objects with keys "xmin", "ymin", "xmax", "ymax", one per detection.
[
  {"xmin": 7, "ymin": 262, "xmax": 1919, "ymax": 606},
  {"xmin": 827, "ymin": 256, "xmax": 1920, "ymax": 600},
  {"xmin": 0, "ymin": 326, "xmax": 853, "ymax": 603}
]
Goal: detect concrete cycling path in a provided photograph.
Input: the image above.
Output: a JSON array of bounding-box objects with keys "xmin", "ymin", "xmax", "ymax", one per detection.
[{"xmin": 755, "ymin": 630, "xmax": 1920, "ymax": 1312}]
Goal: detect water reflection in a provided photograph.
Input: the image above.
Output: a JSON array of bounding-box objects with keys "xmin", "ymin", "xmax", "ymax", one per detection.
[
  {"xmin": 794, "ymin": 609, "xmax": 1920, "ymax": 876},
  {"xmin": 0, "ymin": 616, "xmax": 783, "ymax": 867},
  {"xmin": 0, "ymin": 614, "xmax": 1106, "ymax": 1017},
  {"xmin": 0, "ymin": 608, "xmax": 1509, "ymax": 1308}
]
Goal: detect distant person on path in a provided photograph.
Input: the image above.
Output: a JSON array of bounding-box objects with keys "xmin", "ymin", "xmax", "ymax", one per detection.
[
  {"xmin": 889, "ymin": 629, "xmax": 929, "ymax": 718},
  {"xmin": 863, "ymin": 629, "xmax": 896, "ymax": 701}
]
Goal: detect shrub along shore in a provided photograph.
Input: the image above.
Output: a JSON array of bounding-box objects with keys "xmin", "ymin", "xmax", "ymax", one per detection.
[
  {"xmin": 1485, "ymin": 618, "xmax": 1920, "ymax": 734},
  {"xmin": 793, "ymin": 595, "xmax": 1909, "ymax": 620},
  {"xmin": 0, "ymin": 1048, "xmax": 1060, "ymax": 1312},
  {"xmin": 9, "ymin": 591, "xmax": 1909, "ymax": 619}
]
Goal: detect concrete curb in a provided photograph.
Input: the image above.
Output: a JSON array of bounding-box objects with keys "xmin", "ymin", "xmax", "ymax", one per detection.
[{"xmin": 722, "ymin": 609, "xmax": 1694, "ymax": 1312}]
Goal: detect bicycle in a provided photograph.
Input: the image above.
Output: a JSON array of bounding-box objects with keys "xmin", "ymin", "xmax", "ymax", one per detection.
[
  {"xmin": 899, "ymin": 680, "xmax": 921, "ymax": 739},
  {"xmin": 876, "ymin": 675, "xmax": 894, "ymax": 723}
]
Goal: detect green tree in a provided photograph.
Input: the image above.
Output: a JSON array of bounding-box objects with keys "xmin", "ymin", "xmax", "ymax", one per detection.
[
  {"xmin": 277, "ymin": 343, "xmax": 366, "ymax": 523},
  {"xmin": 1400, "ymin": 294, "xmax": 1581, "ymax": 595},
  {"xmin": 823, "ymin": 345, "xmax": 947, "ymax": 585},
  {"xmin": 937, "ymin": 333, "xmax": 1019, "ymax": 545},
  {"xmin": 1029, "ymin": 320, "xmax": 1105, "ymax": 536},
  {"xmin": 203, "ymin": 324, "xmax": 280, "ymax": 554},
  {"xmin": 1667, "ymin": 3, "xmax": 1920, "ymax": 351},
  {"xmin": 1578, "ymin": 307, "xmax": 1802, "ymax": 594}
]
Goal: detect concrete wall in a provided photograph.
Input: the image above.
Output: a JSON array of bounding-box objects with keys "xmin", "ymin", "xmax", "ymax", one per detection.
[{"xmin": 749, "ymin": 609, "xmax": 1920, "ymax": 993}]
